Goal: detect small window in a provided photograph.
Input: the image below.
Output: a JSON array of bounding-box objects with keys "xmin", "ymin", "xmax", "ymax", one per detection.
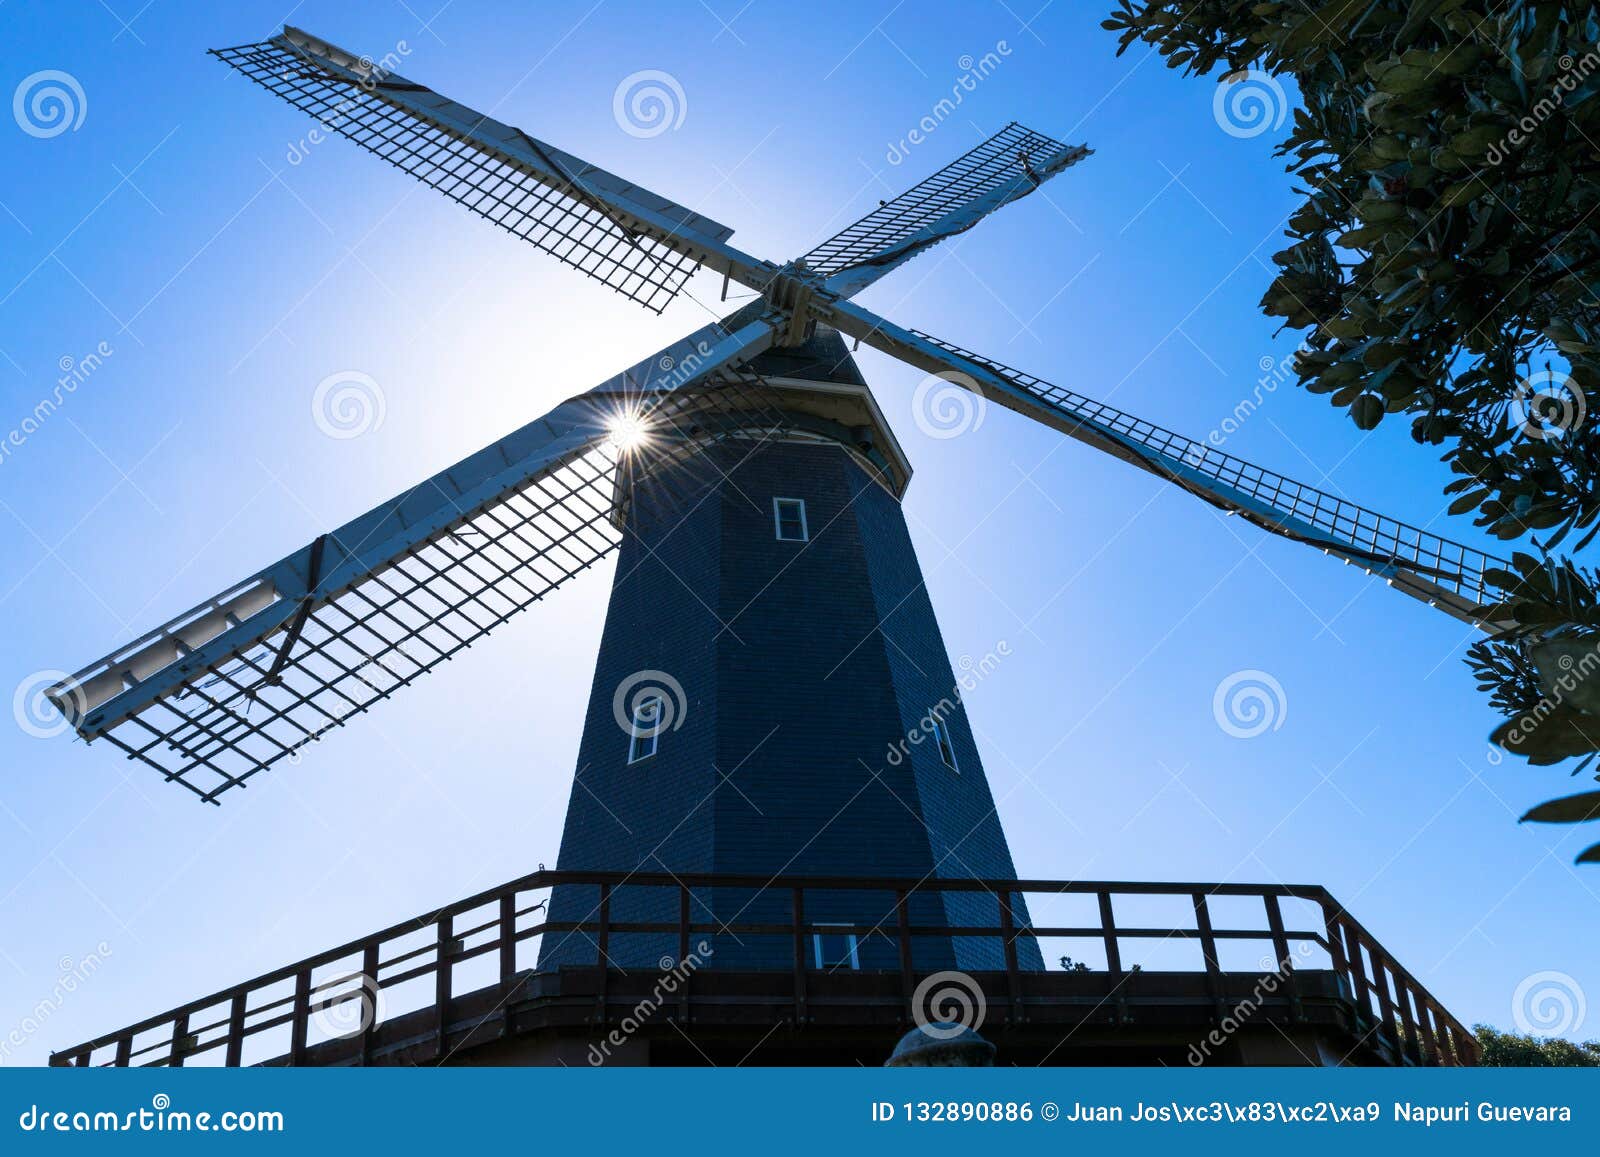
[
  {"xmin": 773, "ymin": 497, "xmax": 808, "ymax": 542},
  {"xmin": 627, "ymin": 696, "xmax": 662, "ymax": 764},
  {"xmin": 812, "ymin": 925, "xmax": 860, "ymax": 970},
  {"xmin": 932, "ymin": 716, "xmax": 959, "ymax": 772}
]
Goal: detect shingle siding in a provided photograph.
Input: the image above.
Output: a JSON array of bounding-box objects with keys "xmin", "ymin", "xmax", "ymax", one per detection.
[{"xmin": 543, "ymin": 434, "xmax": 1038, "ymax": 974}]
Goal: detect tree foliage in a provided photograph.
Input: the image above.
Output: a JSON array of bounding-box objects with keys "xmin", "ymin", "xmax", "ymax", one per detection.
[
  {"xmin": 1473, "ymin": 1023, "xmax": 1600, "ymax": 1065},
  {"xmin": 1102, "ymin": 1, "xmax": 1600, "ymax": 858}
]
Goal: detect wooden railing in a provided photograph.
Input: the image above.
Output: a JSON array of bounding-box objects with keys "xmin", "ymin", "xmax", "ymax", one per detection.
[{"xmin": 49, "ymin": 871, "xmax": 1476, "ymax": 1067}]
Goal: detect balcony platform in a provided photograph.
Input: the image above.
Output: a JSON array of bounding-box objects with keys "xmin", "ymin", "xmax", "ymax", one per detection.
[{"xmin": 48, "ymin": 871, "xmax": 1477, "ymax": 1068}]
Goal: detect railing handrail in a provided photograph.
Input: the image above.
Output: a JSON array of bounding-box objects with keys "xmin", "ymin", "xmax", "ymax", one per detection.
[{"xmin": 49, "ymin": 870, "xmax": 1471, "ymax": 1067}]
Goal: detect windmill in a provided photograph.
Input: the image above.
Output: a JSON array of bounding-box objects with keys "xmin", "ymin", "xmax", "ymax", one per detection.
[{"xmin": 45, "ymin": 26, "xmax": 1494, "ymax": 1067}]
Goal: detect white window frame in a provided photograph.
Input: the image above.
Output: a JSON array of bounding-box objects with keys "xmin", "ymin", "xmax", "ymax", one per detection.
[
  {"xmin": 811, "ymin": 923, "xmax": 860, "ymax": 970},
  {"xmin": 932, "ymin": 715, "xmax": 959, "ymax": 772},
  {"xmin": 773, "ymin": 497, "xmax": 809, "ymax": 542},
  {"xmin": 627, "ymin": 695, "xmax": 663, "ymax": 764}
]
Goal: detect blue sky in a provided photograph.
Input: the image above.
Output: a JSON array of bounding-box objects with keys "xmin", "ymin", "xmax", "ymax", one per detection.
[{"xmin": 0, "ymin": 0, "xmax": 1594, "ymax": 1065}]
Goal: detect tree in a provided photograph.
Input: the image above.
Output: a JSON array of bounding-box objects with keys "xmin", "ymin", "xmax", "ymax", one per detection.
[
  {"xmin": 1474, "ymin": 1023, "xmax": 1600, "ymax": 1065},
  {"xmin": 1102, "ymin": 2, "xmax": 1600, "ymax": 859}
]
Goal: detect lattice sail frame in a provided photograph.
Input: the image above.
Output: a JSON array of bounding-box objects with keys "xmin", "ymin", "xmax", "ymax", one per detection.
[
  {"xmin": 53, "ymin": 19, "xmax": 1506, "ymax": 806},
  {"xmin": 48, "ymin": 324, "xmax": 793, "ymax": 803},
  {"xmin": 908, "ymin": 329, "xmax": 1507, "ymax": 621},
  {"xmin": 805, "ymin": 123, "xmax": 1091, "ymax": 293},
  {"xmin": 210, "ymin": 28, "xmax": 743, "ymax": 312},
  {"xmin": 50, "ymin": 25, "xmax": 1101, "ymax": 802}
]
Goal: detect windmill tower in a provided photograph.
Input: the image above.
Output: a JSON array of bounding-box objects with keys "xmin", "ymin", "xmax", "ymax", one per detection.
[
  {"xmin": 44, "ymin": 26, "xmax": 1492, "ymax": 1067},
  {"xmin": 541, "ymin": 313, "xmax": 1042, "ymax": 976}
]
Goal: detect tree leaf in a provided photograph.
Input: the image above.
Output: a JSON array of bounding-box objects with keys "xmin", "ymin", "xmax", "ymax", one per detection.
[{"xmin": 1520, "ymin": 791, "xmax": 1600, "ymax": 824}]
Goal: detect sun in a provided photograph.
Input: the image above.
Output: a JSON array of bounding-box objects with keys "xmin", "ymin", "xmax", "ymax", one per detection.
[{"xmin": 606, "ymin": 411, "xmax": 650, "ymax": 452}]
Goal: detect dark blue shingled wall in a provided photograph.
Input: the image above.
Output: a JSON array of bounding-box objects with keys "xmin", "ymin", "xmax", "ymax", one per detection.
[{"xmin": 542, "ymin": 340, "xmax": 1042, "ymax": 976}]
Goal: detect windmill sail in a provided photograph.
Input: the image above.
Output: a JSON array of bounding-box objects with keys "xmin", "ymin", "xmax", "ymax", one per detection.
[
  {"xmin": 804, "ymin": 122, "xmax": 1090, "ymax": 296},
  {"xmin": 211, "ymin": 26, "xmax": 772, "ymax": 312},
  {"xmin": 47, "ymin": 319, "xmax": 782, "ymax": 802},
  {"xmin": 823, "ymin": 301, "xmax": 1507, "ymax": 626}
]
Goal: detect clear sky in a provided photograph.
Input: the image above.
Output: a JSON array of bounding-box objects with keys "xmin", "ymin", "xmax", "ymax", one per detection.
[{"xmin": 1, "ymin": 0, "xmax": 1594, "ymax": 1066}]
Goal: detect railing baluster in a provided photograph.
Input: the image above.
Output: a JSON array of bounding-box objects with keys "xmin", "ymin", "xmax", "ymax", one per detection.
[
  {"xmin": 678, "ymin": 884, "xmax": 692, "ymax": 1026},
  {"xmin": 225, "ymin": 993, "xmax": 246, "ymax": 1067},
  {"xmin": 594, "ymin": 885, "xmax": 610, "ymax": 1029},
  {"xmin": 1416, "ymin": 997, "xmax": 1442, "ymax": 1066},
  {"xmin": 1345, "ymin": 927, "xmax": 1374, "ymax": 1026},
  {"xmin": 499, "ymin": 894, "xmax": 517, "ymax": 983},
  {"xmin": 791, "ymin": 886, "xmax": 807, "ymax": 1027},
  {"xmin": 169, "ymin": 1011, "xmax": 189, "ymax": 1068},
  {"xmin": 435, "ymin": 915, "xmax": 453, "ymax": 1060},
  {"xmin": 1371, "ymin": 956, "xmax": 1402, "ymax": 1061},
  {"xmin": 1264, "ymin": 895, "xmax": 1301, "ymax": 1022},
  {"xmin": 1318, "ymin": 899, "xmax": 1350, "ymax": 998},
  {"xmin": 1395, "ymin": 977, "xmax": 1423, "ymax": 1064},
  {"xmin": 289, "ymin": 970, "xmax": 310, "ymax": 1065},
  {"xmin": 1193, "ymin": 892, "xmax": 1223, "ymax": 1023},
  {"xmin": 1098, "ymin": 891, "xmax": 1122, "ymax": 976},
  {"xmin": 361, "ymin": 942, "xmax": 380, "ymax": 1066},
  {"xmin": 896, "ymin": 891, "xmax": 914, "ymax": 1022},
  {"xmin": 999, "ymin": 891, "xmax": 1022, "ymax": 1024}
]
